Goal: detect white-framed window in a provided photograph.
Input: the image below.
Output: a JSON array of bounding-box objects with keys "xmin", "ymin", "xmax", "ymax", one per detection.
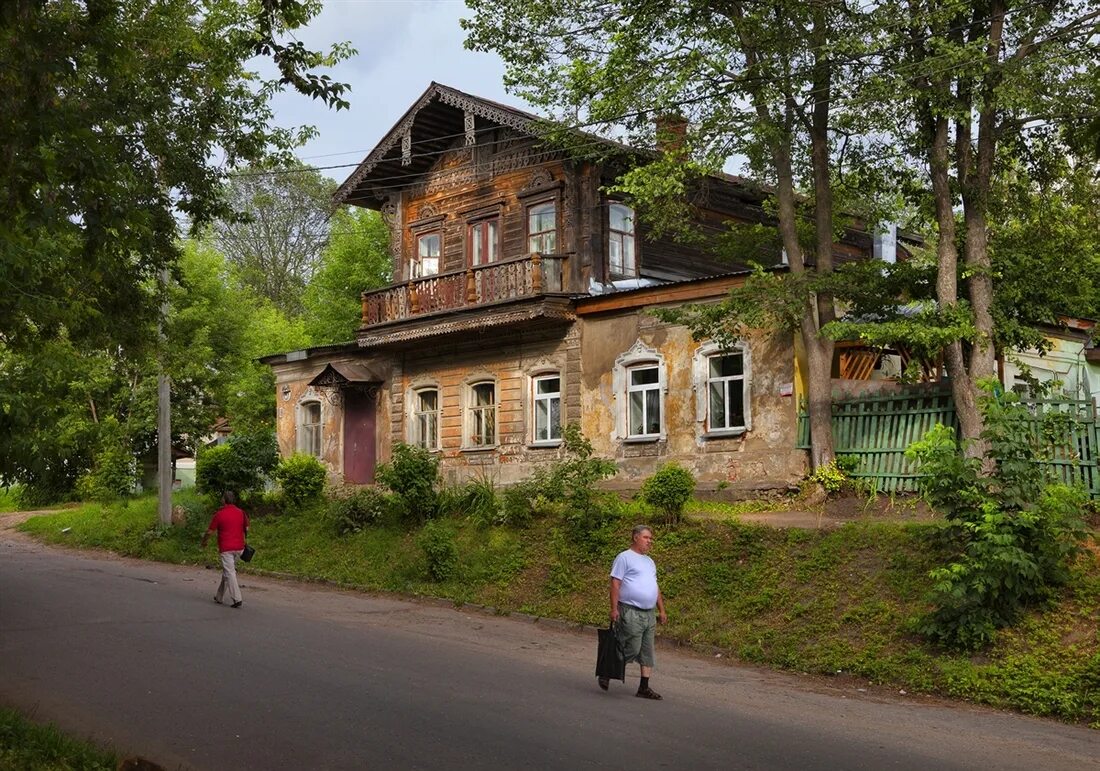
[
  {"xmin": 527, "ymin": 201, "xmax": 557, "ymax": 253},
  {"xmin": 468, "ymin": 217, "xmax": 500, "ymax": 266},
  {"xmin": 608, "ymin": 203, "xmax": 636, "ymax": 277},
  {"xmin": 298, "ymin": 400, "xmax": 322, "ymax": 457},
  {"xmin": 627, "ymin": 364, "xmax": 662, "ymax": 438},
  {"xmin": 613, "ymin": 341, "xmax": 666, "ymax": 442},
  {"xmin": 692, "ymin": 341, "xmax": 752, "ymax": 436},
  {"xmin": 465, "ymin": 381, "xmax": 497, "ymax": 448},
  {"xmin": 413, "ymin": 231, "xmax": 441, "ymax": 277},
  {"xmin": 532, "ymin": 374, "xmax": 562, "ymax": 444},
  {"xmin": 411, "ymin": 386, "xmax": 441, "ymax": 450}
]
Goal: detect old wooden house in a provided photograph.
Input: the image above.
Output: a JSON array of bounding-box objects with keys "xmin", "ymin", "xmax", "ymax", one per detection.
[{"xmin": 263, "ymin": 83, "xmax": 898, "ymax": 494}]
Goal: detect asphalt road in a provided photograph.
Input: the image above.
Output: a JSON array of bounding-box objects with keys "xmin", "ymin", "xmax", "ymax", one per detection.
[{"xmin": 2, "ymin": 531, "xmax": 1099, "ymax": 771}]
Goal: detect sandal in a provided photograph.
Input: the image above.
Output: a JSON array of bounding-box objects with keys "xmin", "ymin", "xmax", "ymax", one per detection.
[{"xmin": 636, "ymin": 687, "xmax": 663, "ymax": 700}]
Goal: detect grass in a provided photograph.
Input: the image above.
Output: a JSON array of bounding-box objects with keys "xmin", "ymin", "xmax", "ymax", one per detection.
[
  {"xmin": 18, "ymin": 492, "xmax": 1100, "ymax": 726},
  {"xmin": 0, "ymin": 486, "xmax": 24, "ymax": 513},
  {"xmin": 0, "ymin": 708, "xmax": 118, "ymax": 770}
]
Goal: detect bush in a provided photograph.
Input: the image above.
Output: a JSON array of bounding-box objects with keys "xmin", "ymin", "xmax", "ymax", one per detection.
[
  {"xmin": 75, "ymin": 435, "xmax": 137, "ymax": 503},
  {"xmin": 417, "ymin": 519, "xmax": 458, "ymax": 581},
  {"xmin": 376, "ymin": 442, "xmax": 439, "ymax": 525},
  {"xmin": 906, "ymin": 384, "xmax": 1090, "ymax": 649},
  {"xmin": 274, "ymin": 453, "xmax": 327, "ymax": 509},
  {"xmin": 641, "ymin": 463, "xmax": 696, "ymax": 524},
  {"xmin": 805, "ymin": 460, "xmax": 849, "ymax": 495},
  {"xmin": 195, "ymin": 432, "xmax": 279, "ymax": 497},
  {"xmin": 327, "ymin": 487, "xmax": 393, "ymax": 534},
  {"xmin": 440, "ymin": 477, "xmax": 503, "ymax": 528}
]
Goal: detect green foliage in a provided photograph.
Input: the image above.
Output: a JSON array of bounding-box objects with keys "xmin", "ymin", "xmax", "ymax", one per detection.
[
  {"xmin": 327, "ymin": 487, "xmax": 394, "ymax": 535},
  {"xmin": 905, "ymin": 386, "xmax": 1090, "ymax": 649},
  {"xmin": 303, "ymin": 207, "xmax": 392, "ymax": 344},
  {"xmin": 805, "ymin": 461, "xmax": 851, "ymax": 496},
  {"xmin": 641, "ymin": 463, "xmax": 696, "ymax": 524},
  {"xmin": 274, "ymin": 453, "xmax": 328, "ymax": 509},
  {"xmin": 75, "ymin": 423, "xmax": 138, "ymax": 503},
  {"xmin": 195, "ymin": 432, "xmax": 279, "ymax": 497},
  {"xmin": 0, "ymin": 707, "xmax": 117, "ymax": 771},
  {"xmin": 440, "ymin": 477, "xmax": 505, "ymax": 528},
  {"xmin": 417, "ymin": 519, "xmax": 458, "ymax": 582},
  {"xmin": 376, "ymin": 443, "xmax": 440, "ymax": 525}
]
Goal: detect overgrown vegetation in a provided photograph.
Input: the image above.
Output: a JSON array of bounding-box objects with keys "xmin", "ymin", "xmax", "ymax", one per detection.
[
  {"xmin": 641, "ymin": 462, "xmax": 696, "ymax": 524},
  {"xmin": 274, "ymin": 453, "xmax": 327, "ymax": 510},
  {"xmin": 907, "ymin": 385, "xmax": 1092, "ymax": 649},
  {"xmin": 195, "ymin": 432, "xmax": 279, "ymax": 497},
  {"xmin": 0, "ymin": 707, "xmax": 118, "ymax": 770},
  {"xmin": 376, "ymin": 443, "xmax": 440, "ymax": 524}
]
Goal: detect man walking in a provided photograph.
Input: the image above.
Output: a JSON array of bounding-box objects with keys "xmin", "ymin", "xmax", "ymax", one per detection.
[
  {"xmin": 601, "ymin": 524, "xmax": 666, "ymax": 699},
  {"xmin": 201, "ymin": 491, "xmax": 249, "ymax": 609}
]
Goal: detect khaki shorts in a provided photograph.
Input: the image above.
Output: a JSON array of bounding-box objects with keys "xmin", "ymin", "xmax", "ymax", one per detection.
[{"xmin": 616, "ymin": 603, "xmax": 656, "ymax": 668}]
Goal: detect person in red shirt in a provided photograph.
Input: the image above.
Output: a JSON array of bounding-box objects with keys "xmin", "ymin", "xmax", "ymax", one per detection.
[{"xmin": 201, "ymin": 491, "xmax": 250, "ymax": 608}]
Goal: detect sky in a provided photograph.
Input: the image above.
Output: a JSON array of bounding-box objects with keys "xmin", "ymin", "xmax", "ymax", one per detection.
[{"xmin": 265, "ymin": 0, "xmax": 530, "ymax": 183}]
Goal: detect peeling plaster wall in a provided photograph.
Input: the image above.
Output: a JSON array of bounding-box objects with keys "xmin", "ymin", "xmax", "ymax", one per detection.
[{"xmin": 579, "ymin": 311, "xmax": 806, "ymax": 492}]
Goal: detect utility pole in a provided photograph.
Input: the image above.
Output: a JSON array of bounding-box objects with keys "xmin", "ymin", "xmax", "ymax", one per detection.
[{"xmin": 157, "ymin": 267, "xmax": 172, "ymax": 525}]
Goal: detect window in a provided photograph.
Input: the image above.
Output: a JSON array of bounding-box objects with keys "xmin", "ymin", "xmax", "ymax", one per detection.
[
  {"xmin": 527, "ymin": 202, "xmax": 557, "ymax": 253},
  {"xmin": 706, "ymin": 352, "xmax": 746, "ymax": 432},
  {"xmin": 532, "ymin": 374, "xmax": 562, "ymax": 443},
  {"xmin": 627, "ymin": 365, "xmax": 661, "ymax": 438},
  {"xmin": 414, "ymin": 232, "xmax": 441, "ymax": 277},
  {"xmin": 609, "ymin": 203, "xmax": 636, "ymax": 277},
  {"xmin": 466, "ymin": 381, "xmax": 497, "ymax": 447},
  {"xmin": 299, "ymin": 401, "xmax": 322, "ymax": 457},
  {"xmin": 412, "ymin": 387, "xmax": 440, "ymax": 450},
  {"xmin": 692, "ymin": 341, "xmax": 751, "ymax": 436},
  {"xmin": 468, "ymin": 217, "xmax": 500, "ymax": 266}
]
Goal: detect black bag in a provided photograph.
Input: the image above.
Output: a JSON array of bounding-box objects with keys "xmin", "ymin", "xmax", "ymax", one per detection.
[
  {"xmin": 596, "ymin": 623, "xmax": 626, "ymax": 682},
  {"xmin": 240, "ymin": 543, "xmax": 255, "ymax": 563}
]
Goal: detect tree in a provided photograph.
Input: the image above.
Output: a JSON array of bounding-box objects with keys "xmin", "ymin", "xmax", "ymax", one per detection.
[
  {"xmin": 875, "ymin": 0, "xmax": 1100, "ymax": 451},
  {"xmin": 465, "ymin": 0, "xmax": 893, "ymax": 468},
  {"xmin": 213, "ymin": 163, "xmax": 337, "ymax": 315},
  {"xmin": 0, "ymin": 0, "xmax": 351, "ymax": 353},
  {"xmin": 302, "ymin": 206, "xmax": 392, "ymax": 344}
]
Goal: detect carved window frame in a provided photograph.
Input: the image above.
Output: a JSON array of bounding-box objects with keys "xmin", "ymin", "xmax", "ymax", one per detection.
[
  {"xmin": 612, "ymin": 341, "xmax": 667, "ymax": 443},
  {"xmin": 693, "ymin": 341, "xmax": 752, "ymax": 438},
  {"xmin": 407, "ymin": 383, "xmax": 442, "ymax": 452},
  {"xmin": 297, "ymin": 398, "xmax": 323, "ymax": 457},
  {"xmin": 408, "ymin": 214, "xmax": 446, "ymax": 280},
  {"xmin": 608, "ymin": 202, "xmax": 638, "ymax": 279},
  {"xmin": 467, "ymin": 213, "xmax": 501, "ymax": 267},
  {"xmin": 462, "ymin": 376, "xmax": 498, "ymax": 451}
]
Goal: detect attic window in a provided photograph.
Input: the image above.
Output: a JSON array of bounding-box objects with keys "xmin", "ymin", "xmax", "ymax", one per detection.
[{"xmin": 609, "ymin": 203, "xmax": 636, "ymax": 277}]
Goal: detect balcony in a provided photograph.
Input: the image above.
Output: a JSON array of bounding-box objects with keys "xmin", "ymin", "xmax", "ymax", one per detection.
[
  {"xmin": 362, "ymin": 252, "xmax": 571, "ymax": 326},
  {"xmin": 358, "ymin": 253, "xmax": 575, "ymax": 346}
]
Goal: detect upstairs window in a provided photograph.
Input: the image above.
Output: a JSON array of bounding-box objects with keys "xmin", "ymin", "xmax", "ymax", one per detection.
[
  {"xmin": 468, "ymin": 217, "xmax": 500, "ymax": 266},
  {"xmin": 532, "ymin": 374, "xmax": 562, "ymax": 443},
  {"xmin": 466, "ymin": 381, "xmax": 497, "ymax": 447},
  {"xmin": 413, "ymin": 232, "xmax": 441, "ymax": 278},
  {"xmin": 609, "ymin": 203, "xmax": 636, "ymax": 277},
  {"xmin": 299, "ymin": 401, "xmax": 322, "ymax": 457},
  {"xmin": 412, "ymin": 387, "xmax": 440, "ymax": 451},
  {"xmin": 527, "ymin": 202, "xmax": 557, "ymax": 253}
]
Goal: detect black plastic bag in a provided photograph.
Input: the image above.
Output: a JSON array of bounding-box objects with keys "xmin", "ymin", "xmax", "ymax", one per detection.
[
  {"xmin": 596, "ymin": 623, "xmax": 625, "ymax": 682},
  {"xmin": 241, "ymin": 543, "xmax": 255, "ymax": 563}
]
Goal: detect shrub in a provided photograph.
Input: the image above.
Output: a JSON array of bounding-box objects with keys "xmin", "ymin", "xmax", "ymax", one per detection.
[
  {"xmin": 441, "ymin": 477, "xmax": 503, "ymax": 527},
  {"xmin": 195, "ymin": 432, "xmax": 279, "ymax": 497},
  {"xmin": 905, "ymin": 383, "xmax": 1090, "ymax": 649},
  {"xmin": 376, "ymin": 442, "xmax": 439, "ymax": 525},
  {"xmin": 641, "ymin": 462, "xmax": 696, "ymax": 524},
  {"xmin": 805, "ymin": 460, "xmax": 849, "ymax": 495},
  {"xmin": 417, "ymin": 519, "xmax": 458, "ymax": 581},
  {"xmin": 274, "ymin": 453, "xmax": 327, "ymax": 509},
  {"xmin": 75, "ymin": 434, "xmax": 137, "ymax": 503},
  {"xmin": 327, "ymin": 487, "xmax": 393, "ymax": 534}
]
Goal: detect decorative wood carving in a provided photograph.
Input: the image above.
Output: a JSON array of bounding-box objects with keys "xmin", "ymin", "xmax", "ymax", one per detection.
[
  {"xmin": 401, "ymin": 131, "xmax": 412, "ymax": 166},
  {"xmin": 464, "ymin": 110, "xmax": 476, "ymax": 146},
  {"xmin": 380, "ymin": 196, "xmax": 402, "ymax": 265},
  {"xmin": 521, "ymin": 168, "xmax": 554, "ymax": 194}
]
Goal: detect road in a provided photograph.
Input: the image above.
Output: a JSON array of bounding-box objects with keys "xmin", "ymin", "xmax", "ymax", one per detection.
[{"xmin": 2, "ymin": 530, "xmax": 1099, "ymax": 771}]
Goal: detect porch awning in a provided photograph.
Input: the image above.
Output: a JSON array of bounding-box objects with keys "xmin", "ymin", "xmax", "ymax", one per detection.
[{"xmin": 308, "ymin": 362, "xmax": 385, "ymax": 388}]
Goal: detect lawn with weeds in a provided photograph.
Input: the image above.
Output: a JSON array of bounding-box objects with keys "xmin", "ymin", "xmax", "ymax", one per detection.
[
  {"xmin": 18, "ymin": 494, "xmax": 1100, "ymax": 725},
  {"xmin": 0, "ymin": 707, "xmax": 119, "ymax": 770}
]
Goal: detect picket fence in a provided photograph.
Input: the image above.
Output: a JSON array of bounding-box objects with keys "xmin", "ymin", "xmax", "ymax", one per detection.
[{"xmin": 796, "ymin": 389, "xmax": 1100, "ymax": 496}]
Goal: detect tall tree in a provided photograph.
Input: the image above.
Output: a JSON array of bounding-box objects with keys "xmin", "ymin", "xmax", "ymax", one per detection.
[
  {"xmin": 465, "ymin": 0, "xmax": 887, "ymax": 468},
  {"xmin": 0, "ymin": 0, "xmax": 351, "ymax": 353},
  {"xmin": 302, "ymin": 207, "xmax": 392, "ymax": 344},
  {"xmin": 214, "ymin": 163, "xmax": 337, "ymax": 315},
  {"xmin": 878, "ymin": 0, "xmax": 1100, "ymax": 449}
]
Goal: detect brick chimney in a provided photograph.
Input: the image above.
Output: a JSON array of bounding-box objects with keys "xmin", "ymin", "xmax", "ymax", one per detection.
[{"xmin": 655, "ymin": 114, "xmax": 688, "ymax": 155}]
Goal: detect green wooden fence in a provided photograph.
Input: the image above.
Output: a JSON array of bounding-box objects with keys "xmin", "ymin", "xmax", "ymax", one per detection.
[{"xmin": 796, "ymin": 389, "xmax": 1100, "ymax": 496}]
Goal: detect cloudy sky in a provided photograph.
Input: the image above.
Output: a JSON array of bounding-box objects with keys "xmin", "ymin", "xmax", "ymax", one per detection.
[{"xmin": 265, "ymin": 0, "xmax": 530, "ymax": 181}]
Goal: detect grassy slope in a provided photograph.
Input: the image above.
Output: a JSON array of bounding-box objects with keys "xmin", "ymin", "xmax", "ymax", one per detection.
[
  {"xmin": 18, "ymin": 494, "xmax": 1100, "ymax": 726},
  {"xmin": 0, "ymin": 708, "xmax": 118, "ymax": 770}
]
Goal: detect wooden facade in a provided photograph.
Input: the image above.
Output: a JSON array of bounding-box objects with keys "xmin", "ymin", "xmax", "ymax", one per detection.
[{"xmin": 265, "ymin": 83, "xmax": 898, "ymax": 493}]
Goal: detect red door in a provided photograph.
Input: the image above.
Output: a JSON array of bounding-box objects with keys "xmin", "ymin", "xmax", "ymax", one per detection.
[{"xmin": 342, "ymin": 389, "xmax": 377, "ymax": 484}]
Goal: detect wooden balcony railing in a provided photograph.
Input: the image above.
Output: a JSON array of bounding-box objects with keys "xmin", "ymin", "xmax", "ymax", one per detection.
[{"xmin": 361, "ymin": 253, "xmax": 570, "ymax": 327}]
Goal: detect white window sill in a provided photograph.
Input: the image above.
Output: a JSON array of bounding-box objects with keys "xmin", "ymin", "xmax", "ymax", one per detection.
[
  {"xmin": 461, "ymin": 445, "xmax": 499, "ymax": 453},
  {"xmin": 702, "ymin": 428, "xmax": 748, "ymax": 439},
  {"xmin": 528, "ymin": 440, "xmax": 563, "ymax": 449},
  {"xmin": 623, "ymin": 435, "xmax": 663, "ymax": 444}
]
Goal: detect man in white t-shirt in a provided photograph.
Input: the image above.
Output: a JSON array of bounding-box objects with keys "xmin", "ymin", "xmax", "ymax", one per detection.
[{"xmin": 601, "ymin": 524, "xmax": 667, "ymax": 699}]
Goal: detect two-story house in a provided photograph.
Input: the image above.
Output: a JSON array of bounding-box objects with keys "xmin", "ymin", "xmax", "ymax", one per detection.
[{"xmin": 262, "ymin": 83, "xmax": 899, "ymax": 494}]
